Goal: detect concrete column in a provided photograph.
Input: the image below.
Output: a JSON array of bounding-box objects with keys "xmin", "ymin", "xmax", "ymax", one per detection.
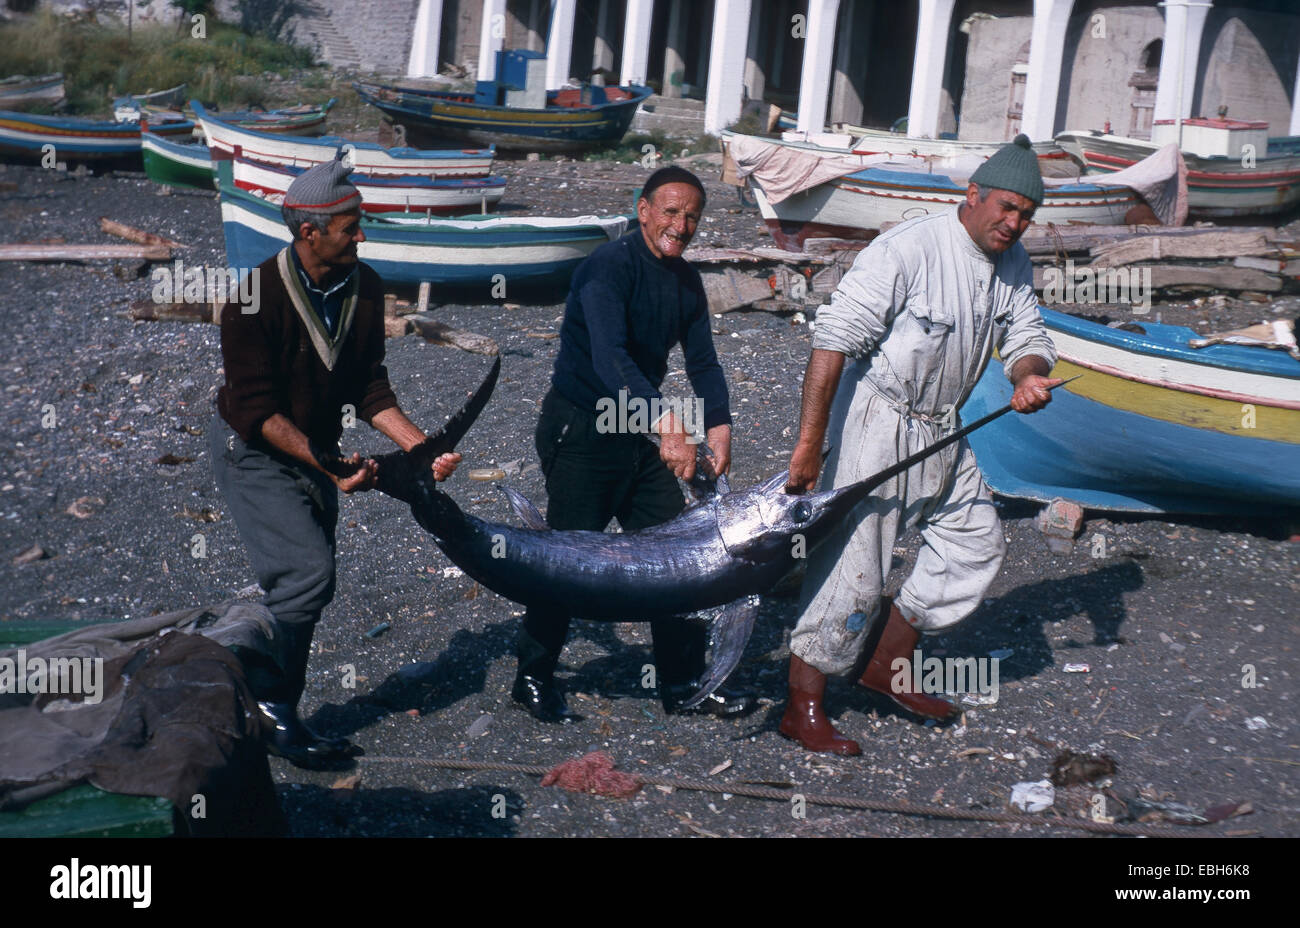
[
  {"xmin": 477, "ymin": 0, "xmax": 507, "ymax": 81},
  {"xmin": 743, "ymin": 4, "xmax": 765, "ymax": 103},
  {"xmin": 663, "ymin": 0, "xmax": 687, "ymax": 98},
  {"xmin": 795, "ymin": 0, "xmax": 840, "ymax": 133},
  {"xmin": 406, "ymin": 0, "xmax": 444, "ymax": 78},
  {"xmin": 704, "ymin": 0, "xmax": 752, "ymax": 133},
  {"xmin": 906, "ymin": 0, "xmax": 957, "ymax": 138},
  {"xmin": 524, "ymin": 0, "xmax": 545, "ymax": 52},
  {"xmin": 546, "ymin": 0, "xmax": 578, "ymax": 89},
  {"xmin": 1291, "ymin": 53, "xmax": 1300, "ymax": 135},
  {"xmin": 1020, "ymin": 0, "xmax": 1075, "ymax": 140},
  {"xmin": 593, "ymin": 0, "xmax": 615, "ymax": 72},
  {"xmin": 1153, "ymin": 0, "xmax": 1213, "ymax": 123},
  {"xmin": 621, "ymin": 0, "xmax": 655, "ymax": 86}
]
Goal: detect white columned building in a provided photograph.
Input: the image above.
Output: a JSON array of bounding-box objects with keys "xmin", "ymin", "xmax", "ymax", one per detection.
[
  {"xmin": 621, "ymin": 0, "xmax": 656, "ymax": 86},
  {"xmin": 1153, "ymin": 0, "xmax": 1214, "ymax": 123},
  {"xmin": 1020, "ymin": 0, "xmax": 1075, "ymax": 140},
  {"xmin": 406, "ymin": 0, "xmax": 444, "ymax": 78},
  {"xmin": 906, "ymin": 0, "xmax": 956, "ymax": 138},
  {"xmin": 795, "ymin": 0, "xmax": 841, "ymax": 133},
  {"xmin": 546, "ymin": 0, "xmax": 578, "ymax": 89},
  {"xmin": 704, "ymin": 0, "xmax": 753, "ymax": 134},
  {"xmin": 477, "ymin": 0, "xmax": 508, "ymax": 80}
]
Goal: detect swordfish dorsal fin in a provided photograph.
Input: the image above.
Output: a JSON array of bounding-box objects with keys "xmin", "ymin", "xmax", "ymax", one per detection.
[{"xmin": 497, "ymin": 485, "xmax": 548, "ymax": 530}]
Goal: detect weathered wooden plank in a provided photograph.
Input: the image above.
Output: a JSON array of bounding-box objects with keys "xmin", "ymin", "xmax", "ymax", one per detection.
[
  {"xmin": 1090, "ymin": 231, "xmax": 1275, "ymax": 267},
  {"xmin": 1, "ymin": 244, "xmax": 172, "ymax": 261},
  {"xmin": 127, "ymin": 299, "xmax": 220, "ymax": 323},
  {"xmin": 699, "ymin": 267, "xmax": 773, "ymax": 313},
  {"xmin": 1031, "ymin": 264, "xmax": 1282, "ymax": 293},
  {"xmin": 99, "ymin": 217, "xmax": 185, "ymax": 250}
]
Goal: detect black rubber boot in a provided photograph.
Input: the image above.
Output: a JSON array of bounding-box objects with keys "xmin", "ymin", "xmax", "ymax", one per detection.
[
  {"xmin": 255, "ymin": 620, "xmax": 363, "ymax": 770},
  {"xmin": 511, "ymin": 624, "xmax": 583, "ymax": 724},
  {"xmin": 654, "ymin": 618, "xmax": 757, "ymax": 717}
]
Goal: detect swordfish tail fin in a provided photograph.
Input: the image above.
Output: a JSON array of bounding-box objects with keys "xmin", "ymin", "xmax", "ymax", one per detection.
[{"xmin": 373, "ymin": 354, "xmax": 502, "ymax": 504}]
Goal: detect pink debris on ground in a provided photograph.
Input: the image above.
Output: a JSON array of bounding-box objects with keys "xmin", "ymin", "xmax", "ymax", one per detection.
[
  {"xmin": 541, "ymin": 751, "xmax": 644, "ymax": 798},
  {"xmin": 1037, "ymin": 498, "xmax": 1085, "ymax": 538}
]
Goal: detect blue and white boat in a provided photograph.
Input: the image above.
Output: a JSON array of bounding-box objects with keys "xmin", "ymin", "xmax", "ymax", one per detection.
[
  {"xmin": 961, "ymin": 307, "xmax": 1300, "ymax": 515},
  {"xmin": 216, "ymin": 159, "xmax": 629, "ymax": 291},
  {"xmin": 0, "ymin": 108, "xmax": 194, "ymax": 162}
]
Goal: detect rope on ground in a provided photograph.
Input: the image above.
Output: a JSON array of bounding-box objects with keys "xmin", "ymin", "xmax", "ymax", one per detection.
[{"xmin": 360, "ymin": 754, "xmax": 1194, "ymax": 837}]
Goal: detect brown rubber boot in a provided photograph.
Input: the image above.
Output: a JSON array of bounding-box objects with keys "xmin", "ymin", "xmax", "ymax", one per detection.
[
  {"xmin": 779, "ymin": 654, "xmax": 862, "ymax": 756},
  {"xmin": 857, "ymin": 600, "xmax": 958, "ymax": 720}
]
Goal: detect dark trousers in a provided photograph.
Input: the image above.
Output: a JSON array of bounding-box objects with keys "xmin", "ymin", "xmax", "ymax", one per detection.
[
  {"xmin": 210, "ymin": 415, "xmax": 337, "ymax": 629},
  {"xmin": 521, "ymin": 389, "xmax": 706, "ymax": 686}
]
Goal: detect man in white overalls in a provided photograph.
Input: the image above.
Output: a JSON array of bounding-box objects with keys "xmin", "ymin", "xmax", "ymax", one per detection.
[{"xmin": 780, "ymin": 135, "xmax": 1063, "ymax": 755}]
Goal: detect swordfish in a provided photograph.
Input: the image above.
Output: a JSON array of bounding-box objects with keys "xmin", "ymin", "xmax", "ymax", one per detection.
[{"xmin": 319, "ymin": 357, "xmax": 1057, "ymax": 706}]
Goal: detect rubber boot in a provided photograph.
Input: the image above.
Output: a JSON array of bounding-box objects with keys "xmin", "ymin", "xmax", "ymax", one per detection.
[
  {"xmin": 512, "ymin": 624, "xmax": 583, "ymax": 724},
  {"xmin": 256, "ymin": 620, "xmax": 364, "ymax": 769},
  {"xmin": 779, "ymin": 654, "xmax": 861, "ymax": 755},
  {"xmin": 857, "ymin": 599, "xmax": 958, "ymax": 720}
]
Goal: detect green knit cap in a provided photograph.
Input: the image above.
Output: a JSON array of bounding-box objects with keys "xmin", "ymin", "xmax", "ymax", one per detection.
[{"xmin": 970, "ymin": 133, "xmax": 1043, "ymax": 205}]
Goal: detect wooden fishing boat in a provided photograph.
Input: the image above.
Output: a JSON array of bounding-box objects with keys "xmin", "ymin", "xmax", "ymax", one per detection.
[
  {"xmin": 832, "ymin": 123, "xmax": 1070, "ymax": 162},
  {"xmin": 353, "ymin": 52, "xmax": 650, "ymax": 153},
  {"xmin": 201, "ymin": 99, "xmax": 335, "ymax": 136},
  {"xmin": 1056, "ymin": 120, "xmax": 1300, "ymax": 217},
  {"xmin": 725, "ymin": 132, "xmax": 1137, "ymax": 251},
  {"xmin": 0, "ymin": 72, "xmax": 65, "ymax": 110},
  {"xmin": 231, "ymin": 152, "xmax": 507, "ymax": 215},
  {"xmin": 960, "ymin": 307, "xmax": 1300, "ymax": 515},
  {"xmin": 141, "ymin": 128, "xmax": 214, "ymax": 188},
  {"xmin": 194, "ymin": 100, "xmax": 494, "ymax": 178},
  {"xmin": 0, "ymin": 108, "xmax": 194, "ymax": 162},
  {"xmin": 216, "ymin": 159, "xmax": 629, "ymax": 290}
]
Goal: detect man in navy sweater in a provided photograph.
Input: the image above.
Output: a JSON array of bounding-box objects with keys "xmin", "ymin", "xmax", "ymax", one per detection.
[{"xmin": 514, "ymin": 166, "xmax": 755, "ymax": 723}]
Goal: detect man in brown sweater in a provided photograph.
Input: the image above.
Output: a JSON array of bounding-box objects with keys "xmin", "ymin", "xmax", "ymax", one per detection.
[{"xmin": 211, "ymin": 159, "xmax": 459, "ymax": 768}]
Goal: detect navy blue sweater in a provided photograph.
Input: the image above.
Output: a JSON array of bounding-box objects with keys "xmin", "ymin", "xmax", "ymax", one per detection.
[{"xmin": 551, "ymin": 230, "xmax": 732, "ymax": 430}]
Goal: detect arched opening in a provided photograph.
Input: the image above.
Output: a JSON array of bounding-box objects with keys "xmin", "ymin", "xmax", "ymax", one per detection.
[{"xmin": 1128, "ymin": 39, "xmax": 1161, "ymax": 138}]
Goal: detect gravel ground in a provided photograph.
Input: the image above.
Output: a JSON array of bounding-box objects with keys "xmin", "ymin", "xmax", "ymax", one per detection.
[{"xmin": 0, "ymin": 153, "xmax": 1296, "ymax": 838}]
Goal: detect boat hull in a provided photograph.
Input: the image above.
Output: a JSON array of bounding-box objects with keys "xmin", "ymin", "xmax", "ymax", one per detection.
[
  {"xmin": 194, "ymin": 100, "xmax": 494, "ymax": 178},
  {"xmin": 833, "ymin": 124, "xmax": 1070, "ymax": 162},
  {"xmin": 141, "ymin": 132, "xmax": 214, "ymax": 188},
  {"xmin": 354, "ymin": 82, "xmax": 652, "ymax": 153},
  {"xmin": 0, "ymin": 109, "xmax": 193, "ymax": 162},
  {"xmin": 962, "ymin": 308, "xmax": 1300, "ymax": 514},
  {"xmin": 230, "ymin": 154, "xmax": 506, "ymax": 214},
  {"xmin": 1056, "ymin": 130, "xmax": 1300, "ymax": 217},
  {"xmin": 216, "ymin": 161, "xmax": 626, "ymax": 291},
  {"xmin": 750, "ymin": 168, "xmax": 1136, "ymax": 251}
]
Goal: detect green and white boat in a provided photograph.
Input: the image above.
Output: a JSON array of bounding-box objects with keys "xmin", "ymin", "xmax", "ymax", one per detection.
[{"xmin": 141, "ymin": 128, "xmax": 213, "ymax": 189}]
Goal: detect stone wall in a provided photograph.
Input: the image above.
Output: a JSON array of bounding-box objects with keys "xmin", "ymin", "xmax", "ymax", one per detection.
[
  {"xmin": 1198, "ymin": 9, "xmax": 1299, "ymax": 132},
  {"xmin": 1059, "ymin": 2, "xmax": 1164, "ymax": 135},
  {"xmin": 958, "ymin": 13, "xmax": 1031, "ymax": 142}
]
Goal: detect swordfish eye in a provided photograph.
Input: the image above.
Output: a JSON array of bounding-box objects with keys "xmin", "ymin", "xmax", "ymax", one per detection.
[{"xmin": 791, "ymin": 500, "xmax": 812, "ymax": 524}]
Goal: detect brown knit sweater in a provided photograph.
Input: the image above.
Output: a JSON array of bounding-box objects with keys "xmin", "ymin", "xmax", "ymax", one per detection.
[{"xmin": 217, "ymin": 250, "xmax": 397, "ymax": 449}]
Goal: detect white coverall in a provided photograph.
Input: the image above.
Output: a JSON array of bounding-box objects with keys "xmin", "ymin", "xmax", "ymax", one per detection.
[{"xmin": 790, "ymin": 208, "xmax": 1057, "ymax": 675}]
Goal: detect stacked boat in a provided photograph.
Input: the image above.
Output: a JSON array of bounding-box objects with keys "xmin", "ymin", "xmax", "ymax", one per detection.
[
  {"xmin": 1056, "ymin": 118, "xmax": 1300, "ymax": 218},
  {"xmin": 0, "ymin": 107, "xmax": 194, "ymax": 164},
  {"xmin": 148, "ymin": 102, "xmax": 506, "ymax": 214},
  {"xmin": 722, "ymin": 131, "xmax": 1149, "ymax": 251}
]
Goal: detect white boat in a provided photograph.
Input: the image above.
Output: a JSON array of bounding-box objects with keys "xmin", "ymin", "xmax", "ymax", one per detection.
[
  {"xmin": 193, "ymin": 100, "xmax": 494, "ymax": 178},
  {"xmin": 724, "ymin": 132, "xmax": 1139, "ymax": 251},
  {"xmin": 230, "ymin": 154, "xmax": 506, "ymax": 215},
  {"xmin": 830, "ymin": 123, "xmax": 1070, "ymax": 164},
  {"xmin": 1056, "ymin": 118, "xmax": 1300, "ymax": 217}
]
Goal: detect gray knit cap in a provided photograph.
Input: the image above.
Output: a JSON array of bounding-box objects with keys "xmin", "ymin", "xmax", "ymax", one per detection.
[
  {"xmin": 970, "ymin": 133, "xmax": 1043, "ymax": 205},
  {"xmin": 283, "ymin": 157, "xmax": 362, "ymax": 213}
]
